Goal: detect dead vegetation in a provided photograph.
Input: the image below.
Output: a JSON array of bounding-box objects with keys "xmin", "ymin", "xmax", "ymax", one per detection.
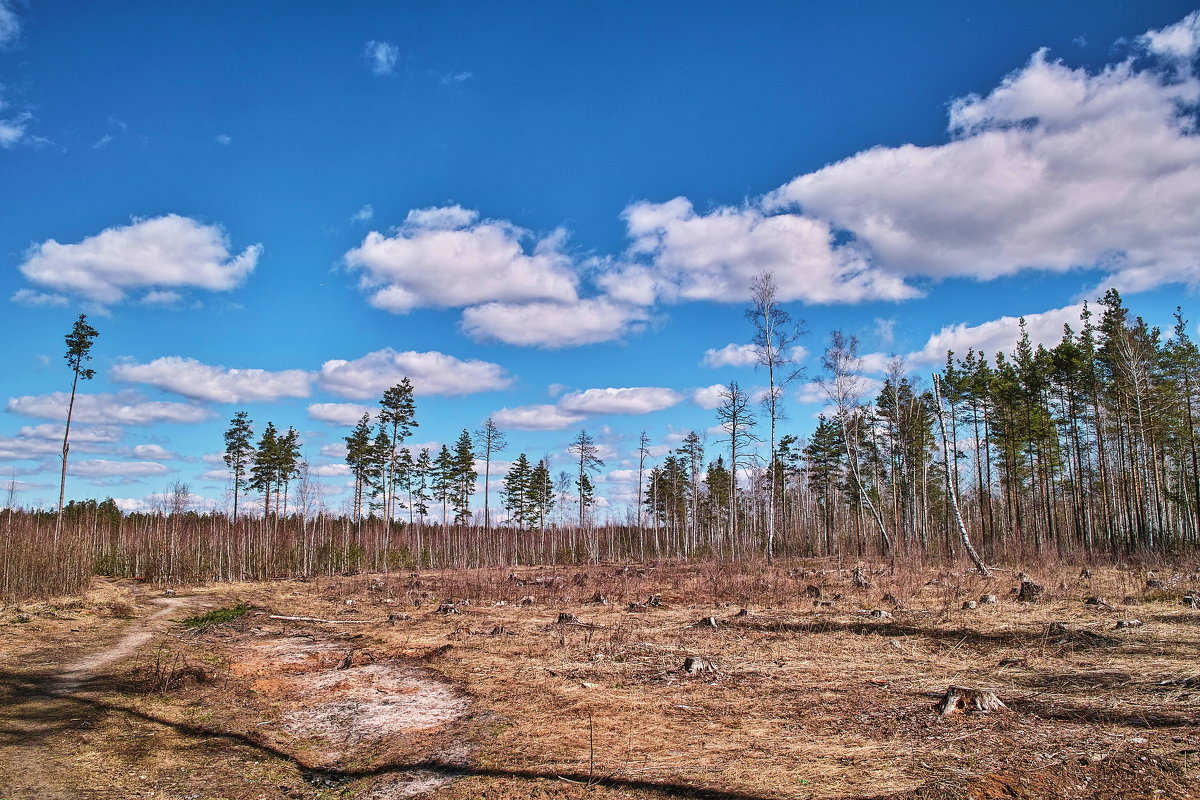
[{"xmin": 1, "ymin": 560, "xmax": 1199, "ymax": 799}]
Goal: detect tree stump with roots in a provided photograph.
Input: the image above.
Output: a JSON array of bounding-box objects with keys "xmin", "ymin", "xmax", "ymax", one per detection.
[{"xmin": 936, "ymin": 686, "xmax": 1007, "ymax": 716}]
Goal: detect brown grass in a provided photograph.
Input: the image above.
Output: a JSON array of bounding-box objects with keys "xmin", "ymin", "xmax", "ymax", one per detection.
[{"xmin": 2, "ymin": 561, "xmax": 1199, "ymax": 799}]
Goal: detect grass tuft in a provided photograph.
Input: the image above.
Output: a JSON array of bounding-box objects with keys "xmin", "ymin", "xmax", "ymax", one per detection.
[{"xmin": 180, "ymin": 603, "xmax": 249, "ymax": 629}]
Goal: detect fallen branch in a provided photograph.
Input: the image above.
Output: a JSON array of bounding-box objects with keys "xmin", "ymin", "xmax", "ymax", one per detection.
[{"xmin": 268, "ymin": 614, "xmax": 375, "ymax": 624}]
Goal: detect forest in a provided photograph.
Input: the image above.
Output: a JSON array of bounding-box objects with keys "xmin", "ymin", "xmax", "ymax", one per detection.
[{"xmin": 3, "ymin": 286, "xmax": 1199, "ymax": 600}]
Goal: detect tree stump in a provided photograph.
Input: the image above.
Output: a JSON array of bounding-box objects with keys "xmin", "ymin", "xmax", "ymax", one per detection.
[
  {"xmin": 1018, "ymin": 579, "xmax": 1044, "ymax": 603},
  {"xmin": 936, "ymin": 686, "xmax": 1007, "ymax": 716},
  {"xmin": 694, "ymin": 616, "xmax": 719, "ymax": 629},
  {"xmin": 587, "ymin": 592, "xmax": 609, "ymax": 605},
  {"xmin": 853, "ymin": 567, "xmax": 873, "ymax": 589},
  {"xmin": 556, "ymin": 612, "xmax": 581, "ymax": 624},
  {"xmin": 732, "ymin": 608, "xmax": 749, "ymax": 618},
  {"xmin": 682, "ymin": 656, "xmax": 714, "ymax": 675},
  {"xmin": 1080, "ymin": 568, "xmax": 1093, "ymax": 579},
  {"xmin": 979, "ymin": 594, "xmax": 998, "ymax": 604},
  {"xmin": 436, "ymin": 602, "xmax": 459, "ymax": 615},
  {"xmin": 1115, "ymin": 619, "xmax": 1143, "ymax": 629},
  {"xmin": 870, "ymin": 609, "xmax": 892, "ymax": 619},
  {"xmin": 646, "ymin": 594, "xmax": 664, "ymax": 608},
  {"xmin": 1084, "ymin": 596, "xmax": 1110, "ymax": 607},
  {"xmin": 804, "ymin": 585, "xmax": 823, "ymax": 599},
  {"xmin": 962, "ymin": 601, "xmax": 978, "ymax": 610},
  {"xmin": 1183, "ymin": 594, "xmax": 1200, "ymax": 609},
  {"xmin": 519, "ymin": 595, "xmax": 536, "ymax": 606}
]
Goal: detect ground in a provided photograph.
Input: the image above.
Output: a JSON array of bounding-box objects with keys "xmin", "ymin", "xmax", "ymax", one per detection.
[{"xmin": 1, "ymin": 560, "xmax": 1199, "ymax": 800}]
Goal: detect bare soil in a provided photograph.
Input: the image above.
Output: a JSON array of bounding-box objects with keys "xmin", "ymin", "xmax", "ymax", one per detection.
[{"xmin": 1, "ymin": 561, "xmax": 1199, "ymax": 800}]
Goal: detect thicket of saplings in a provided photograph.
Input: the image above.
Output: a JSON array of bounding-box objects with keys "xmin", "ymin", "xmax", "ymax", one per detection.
[{"xmin": 7, "ymin": 288, "xmax": 1200, "ymax": 601}]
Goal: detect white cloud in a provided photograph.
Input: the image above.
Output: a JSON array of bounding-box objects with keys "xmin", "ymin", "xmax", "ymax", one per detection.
[
  {"xmin": 703, "ymin": 343, "xmax": 758, "ymax": 368},
  {"xmin": 308, "ymin": 403, "xmax": 376, "ymax": 426},
  {"xmin": 558, "ymin": 387, "xmax": 683, "ymax": 416},
  {"xmin": 902, "ymin": 303, "xmax": 1085, "ymax": 366},
  {"xmin": 796, "ymin": 377, "xmax": 885, "ymax": 405},
  {"xmin": 140, "ymin": 290, "xmax": 183, "ymax": 306},
  {"xmin": 318, "ymin": 348, "xmax": 512, "ymax": 399},
  {"xmin": 492, "ymin": 404, "xmax": 587, "ymax": 431},
  {"xmin": 215, "ymin": 133, "xmax": 232, "ymax": 145},
  {"xmin": 0, "ymin": 84, "xmax": 29, "ymax": 148},
  {"xmin": 767, "ymin": 31, "xmax": 1200, "ymax": 294},
  {"xmin": 461, "ymin": 297, "xmax": 648, "ymax": 348},
  {"xmin": 352, "ymin": 204, "xmax": 374, "ymax": 223},
  {"xmin": 364, "ymin": 40, "xmax": 400, "ymax": 76},
  {"xmin": 440, "ymin": 70, "xmax": 473, "ymax": 85},
  {"xmin": 319, "ymin": 442, "xmax": 349, "ymax": 459},
  {"xmin": 690, "ymin": 384, "xmax": 727, "ymax": 410},
  {"xmin": 1140, "ymin": 10, "xmax": 1200, "ymax": 61},
  {"xmin": 112, "ymin": 356, "xmax": 312, "ymax": 403},
  {"xmin": 0, "ymin": 0, "xmax": 20, "ymax": 47},
  {"xmin": 17, "ymin": 215, "xmax": 260, "ymax": 306},
  {"xmin": 6, "ymin": 390, "xmax": 212, "ymax": 425},
  {"xmin": 311, "ymin": 463, "xmax": 351, "ymax": 478},
  {"xmin": 131, "ymin": 444, "xmax": 180, "ymax": 460},
  {"xmin": 19, "ymin": 423, "xmax": 122, "ymax": 443},
  {"xmin": 623, "ymin": 197, "xmax": 919, "ymax": 304},
  {"xmin": 69, "ymin": 460, "xmax": 171, "ymax": 478},
  {"xmin": 0, "ymin": 435, "xmax": 65, "ymax": 461},
  {"xmin": 345, "ymin": 206, "xmax": 578, "ymax": 313}
]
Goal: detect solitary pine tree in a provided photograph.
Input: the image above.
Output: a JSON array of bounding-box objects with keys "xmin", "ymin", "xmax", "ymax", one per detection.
[
  {"xmin": 378, "ymin": 380, "xmax": 417, "ymax": 525},
  {"xmin": 569, "ymin": 429, "xmax": 604, "ymax": 527},
  {"xmin": 344, "ymin": 414, "xmax": 375, "ymax": 522},
  {"xmin": 223, "ymin": 411, "xmax": 254, "ymax": 522},
  {"xmin": 56, "ymin": 314, "xmax": 99, "ymax": 539},
  {"xmin": 473, "ymin": 417, "xmax": 507, "ymax": 532}
]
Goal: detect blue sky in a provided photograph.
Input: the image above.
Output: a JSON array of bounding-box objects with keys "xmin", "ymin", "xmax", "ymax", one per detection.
[{"xmin": 2, "ymin": 2, "xmax": 1199, "ymax": 517}]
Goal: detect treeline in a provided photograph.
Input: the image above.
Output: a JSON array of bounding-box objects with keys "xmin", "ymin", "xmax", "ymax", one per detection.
[{"xmin": 8, "ymin": 286, "xmax": 1200, "ymax": 601}]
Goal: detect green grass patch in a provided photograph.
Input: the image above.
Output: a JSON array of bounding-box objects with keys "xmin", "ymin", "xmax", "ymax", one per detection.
[{"xmin": 180, "ymin": 603, "xmax": 250, "ymax": 629}]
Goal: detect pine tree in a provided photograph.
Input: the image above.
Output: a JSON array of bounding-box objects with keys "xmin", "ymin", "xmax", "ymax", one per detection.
[
  {"xmin": 433, "ymin": 445, "xmax": 454, "ymax": 525},
  {"xmin": 474, "ymin": 417, "xmax": 508, "ymax": 532},
  {"xmin": 344, "ymin": 414, "xmax": 375, "ymax": 522},
  {"xmin": 451, "ymin": 429, "xmax": 477, "ymax": 524},
  {"xmin": 56, "ymin": 314, "xmax": 99, "ymax": 539},
  {"xmin": 412, "ymin": 448, "xmax": 433, "ymax": 520},
  {"xmin": 223, "ymin": 411, "xmax": 254, "ymax": 523},
  {"xmin": 531, "ymin": 458, "xmax": 555, "ymax": 531},
  {"xmin": 250, "ymin": 422, "xmax": 279, "ymax": 517},
  {"xmin": 569, "ymin": 429, "xmax": 604, "ymax": 526},
  {"xmin": 503, "ymin": 453, "xmax": 533, "ymax": 530},
  {"xmin": 378, "ymin": 380, "xmax": 417, "ymax": 524}
]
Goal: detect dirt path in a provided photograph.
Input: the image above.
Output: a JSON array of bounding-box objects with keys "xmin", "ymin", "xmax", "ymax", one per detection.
[
  {"xmin": 0, "ymin": 593, "xmax": 474, "ymax": 799},
  {"xmin": 48, "ymin": 595, "xmax": 191, "ymax": 694}
]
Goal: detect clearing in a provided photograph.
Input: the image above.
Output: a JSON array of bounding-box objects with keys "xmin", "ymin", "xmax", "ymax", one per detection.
[{"xmin": 1, "ymin": 561, "xmax": 1199, "ymax": 799}]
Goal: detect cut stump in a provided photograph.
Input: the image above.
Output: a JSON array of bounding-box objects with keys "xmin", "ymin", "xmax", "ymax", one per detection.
[{"xmin": 937, "ymin": 685, "xmax": 1007, "ymax": 716}]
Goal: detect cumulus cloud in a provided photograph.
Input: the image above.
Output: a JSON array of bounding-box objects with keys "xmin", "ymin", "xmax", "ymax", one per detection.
[
  {"xmin": 69, "ymin": 460, "xmax": 171, "ymax": 478},
  {"xmin": 345, "ymin": 206, "xmax": 579, "ymax": 313},
  {"xmin": 112, "ymin": 357, "xmax": 312, "ymax": 403},
  {"xmin": 310, "ymin": 463, "xmax": 351, "ymax": 478},
  {"xmin": 491, "ymin": 404, "xmax": 587, "ymax": 431},
  {"xmin": 130, "ymin": 444, "xmax": 180, "ymax": 460},
  {"xmin": 702, "ymin": 343, "xmax": 759, "ymax": 368},
  {"xmin": 352, "ymin": 204, "xmax": 374, "ymax": 223},
  {"xmin": 318, "ymin": 348, "xmax": 512, "ymax": 399},
  {"xmin": 767, "ymin": 28, "xmax": 1200, "ymax": 293},
  {"xmin": 6, "ymin": 390, "xmax": 212, "ymax": 425},
  {"xmin": 623, "ymin": 197, "xmax": 919, "ymax": 304},
  {"xmin": 364, "ymin": 40, "xmax": 399, "ymax": 75},
  {"xmin": 17, "ymin": 215, "xmax": 260, "ymax": 306},
  {"xmin": 558, "ymin": 387, "xmax": 683, "ymax": 416},
  {"xmin": 461, "ymin": 297, "xmax": 649, "ymax": 348},
  {"xmin": 492, "ymin": 387, "xmax": 682, "ymax": 431},
  {"xmin": 902, "ymin": 303, "xmax": 1086, "ymax": 366},
  {"xmin": 690, "ymin": 384, "xmax": 728, "ymax": 410},
  {"xmin": 19, "ymin": 423, "xmax": 122, "ymax": 443},
  {"xmin": 308, "ymin": 403, "xmax": 376, "ymax": 426}
]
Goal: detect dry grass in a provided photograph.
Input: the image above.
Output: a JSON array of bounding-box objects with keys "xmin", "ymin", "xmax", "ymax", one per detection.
[{"xmin": 2, "ymin": 560, "xmax": 1200, "ymax": 799}]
